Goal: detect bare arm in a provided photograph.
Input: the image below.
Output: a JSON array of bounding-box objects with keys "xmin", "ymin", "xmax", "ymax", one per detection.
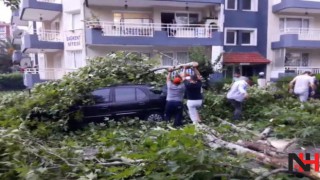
[
  {"xmin": 193, "ymin": 67, "xmax": 202, "ymax": 80},
  {"xmin": 289, "ymin": 77, "xmax": 297, "ymax": 90}
]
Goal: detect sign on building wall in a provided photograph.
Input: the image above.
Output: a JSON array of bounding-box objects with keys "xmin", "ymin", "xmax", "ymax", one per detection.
[{"xmin": 64, "ymin": 30, "xmax": 83, "ymax": 51}]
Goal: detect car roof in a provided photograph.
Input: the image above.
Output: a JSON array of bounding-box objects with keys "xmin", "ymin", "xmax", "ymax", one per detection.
[{"xmin": 94, "ymin": 84, "xmax": 151, "ymax": 91}]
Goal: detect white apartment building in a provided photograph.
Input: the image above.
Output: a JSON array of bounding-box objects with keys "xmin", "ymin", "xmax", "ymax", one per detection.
[{"xmin": 13, "ymin": 0, "xmax": 224, "ymax": 81}]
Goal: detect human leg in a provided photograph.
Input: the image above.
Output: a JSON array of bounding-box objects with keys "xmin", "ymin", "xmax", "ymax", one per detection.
[
  {"xmin": 164, "ymin": 101, "xmax": 173, "ymax": 123},
  {"xmin": 187, "ymin": 100, "xmax": 202, "ymax": 124},
  {"xmin": 299, "ymin": 91, "xmax": 309, "ymax": 102},
  {"xmin": 229, "ymin": 99, "xmax": 242, "ymax": 120},
  {"xmin": 173, "ymin": 102, "xmax": 183, "ymax": 127}
]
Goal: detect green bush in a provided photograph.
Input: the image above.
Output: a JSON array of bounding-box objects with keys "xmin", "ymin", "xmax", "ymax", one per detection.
[
  {"xmin": 0, "ymin": 73, "xmax": 25, "ymax": 90},
  {"xmin": 275, "ymin": 76, "xmax": 294, "ymax": 89}
]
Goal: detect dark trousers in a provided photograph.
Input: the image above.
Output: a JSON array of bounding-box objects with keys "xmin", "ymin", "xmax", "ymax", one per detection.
[
  {"xmin": 165, "ymin": 101, "xmax": 183, "ymax": 127},
  {"xmin": 228, "ymin": 99, "xmax": 243, "ymax": 120}
]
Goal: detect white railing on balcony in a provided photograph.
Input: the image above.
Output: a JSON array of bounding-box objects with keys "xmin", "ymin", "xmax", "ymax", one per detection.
[
  {"xmin": 92, "ymin": 21, "xmax": 218, "ymax": 38},
  {"xmin": 286, "ymin": 67, "xmax": 320, "ymax": 74},
  {"xmin": 38, "ymin": 30, "xmax": 62, "ymax": 42},
  {"xmin": 100, "ymin": 22, "xmax": 154, "ymax": 37},
  {"xmin": 37, "ymin": 0, "xmax": 62, "ymax": 4},
  {"xmin": 25, "ymin": 68, "xmax": 77, "ymax": 80},
  {"xmin": 280, "ymin": 28, "xmax": 320, "ymax": 40}
]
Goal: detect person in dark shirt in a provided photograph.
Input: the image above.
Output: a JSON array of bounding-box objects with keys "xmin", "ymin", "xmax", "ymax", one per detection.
[{"xmin": 182, "ymin": 65, "xmax": 203, "ymax": 124}]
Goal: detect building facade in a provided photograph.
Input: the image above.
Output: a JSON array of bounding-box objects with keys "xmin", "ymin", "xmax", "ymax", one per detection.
[{"xmin": 15, "ymin": 0, "xmax": 317, "ymax": 82}]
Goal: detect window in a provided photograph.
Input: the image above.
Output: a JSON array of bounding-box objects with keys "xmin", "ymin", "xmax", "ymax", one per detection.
[
  {"xmin": 113, "ymin": 12, "xmax": 152, "ymax": 24},
  {"xmin": 175, "ymin": 13, "xmax": 199, "ymax": 24},
  {"xmin": 274, "ymin": 49, "xmax": 285, "ymax": 68},
  {"xmin": 285, "ymin": 52, "xmax": 309, "ymax": 67},
  {"xmin": 279, "ymin": 18, "xmax": 309, "ymax": 32},
  {"xmin": 241, "ymin": 30, "xmax": 256, "ymax": 45},
  {"xmin": 162, "ymin": 53, "xmax": 174, "ymax": 66},
  {"xmin": 0, "ymin": 27, "xmax": 6, "ymax": 33},
  {"xmin": 226, "ymin": 30, "xmax": 237, "ymax": 45},
  {"xmin": 92, "ymin": 89, "xmax": 111, "ymax": 103},
  {"xmin": 242, "ymin": 0, "xmax": 251, "ymax": 10},
  {"xmin": 242, "ymin": 0, "xmax": 258, "ymax": 11},
  {"xmin": 115, "ymin": 88, "xmax": 136, "ymax": 102},
  {"xmin": 66, "ymin": 50, "xmax": 83, "ymax": 68},
  {"xmin": 72, "ymin": 13, "xmax": 81, "ymax": 30},
  {"xmin": 225, "ymin": 28, "xmax": 257, "ymax": 46},
  {"xmin": 226, "ymin": 0, "xmax": 237, "ymax": 10},
  {"xmin": 177, "ymin": 52, "xmax": 189, "ymax": 64},
  {"xmin": 136, "ymin": 88, "xmax": 147, "ymax": 100}
]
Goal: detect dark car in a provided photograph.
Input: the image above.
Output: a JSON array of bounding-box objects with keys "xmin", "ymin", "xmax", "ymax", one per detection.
[{"xmin": 80, "ymin": 84, "xmax": 166, "ymax": 122}]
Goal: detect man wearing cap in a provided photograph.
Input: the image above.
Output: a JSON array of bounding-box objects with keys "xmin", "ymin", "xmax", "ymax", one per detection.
[
  {"xmin": 227, "ymin": 76, "xmax": 251, "ymax": 120},
  {"xmin": 165, "ymin": 67, "xmax": 186, "ymax": 127},
  {"xmin": 289, "ymin": 71, "xmax": 316, "ymax": 102}
]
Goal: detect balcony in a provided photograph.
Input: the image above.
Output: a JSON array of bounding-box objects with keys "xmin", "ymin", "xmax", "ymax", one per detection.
[
  {"xmin": 21, "ymin": 30, "xmax": 63, "ymax": 53},
  {"xmin": 11, "ymin": 9, "xmax": 28, "ymax": 26},
  {"xmin": 272, "ymin": 28, "xmax": 320, "ymax": 49},
  {"xmin": 285, "ymin": 67, "xmax": 320, "ymax": 75},
  {"xmin": 87, "ymin": 0, "xmax": 222, "ymax": 7},
  {"xmin": 86, "ymin": 22, "xmax": 223, "ymax": 46},
  {"xmin": 273, "ymin": 0, "xmax": 320, "ymax": 14},
  {"xmin": 24, "ymin": 68, "xmax": 77, "ymax": 81},
  {"xmin": 19, "ymin": 0, "xmax": 62, "ymax": 21}
]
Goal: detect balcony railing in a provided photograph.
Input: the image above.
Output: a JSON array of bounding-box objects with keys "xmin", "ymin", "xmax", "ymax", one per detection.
[
  {"xmin": 280, "ymin": 28, "xmax": 320, "ymax": 40},
  {"xmin": 285, "ymin": 67, "xmax": 320, "ymax": 74},
  {"xmin": 25, "ymin": 68, "xmax": 77, "ymax": 80},
  {"xmin": 37, "ymin": 0, "xmax": 62, "ymax": 3},
  {"xmin": 37, "ymin": 30, "xmax": 62, "ymax": 42},
  {"xmin": 90, "ymin": 21, "xmax": 218, "ymax": 38}
]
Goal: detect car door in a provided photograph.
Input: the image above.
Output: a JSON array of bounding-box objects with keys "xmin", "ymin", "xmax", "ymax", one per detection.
[
  {"xmin": 82, "ymin": 88, "xmax": 112, "ymax": 121},
  {"xmin": 111, "ymin": 87, "xmax": 149, "ymax": 118}
]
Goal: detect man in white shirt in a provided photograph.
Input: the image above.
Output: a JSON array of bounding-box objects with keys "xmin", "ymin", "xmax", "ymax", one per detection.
[
  {"xmin": 227, "ymin": 76, "xmax": 251, "ymax": 120},
  {"xmin": 289, "ymin": 71, "xmax": 316, "ymax": 102}
]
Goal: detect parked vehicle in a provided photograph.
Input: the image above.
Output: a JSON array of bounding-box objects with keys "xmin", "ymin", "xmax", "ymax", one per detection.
[{"xmin": 80, "ymin": 84, "xmax": 166, "ymax": 122}]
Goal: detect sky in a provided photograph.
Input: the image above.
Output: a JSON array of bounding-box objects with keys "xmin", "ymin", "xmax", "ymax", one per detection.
[{"xmin": 0, "ymin": 2, "xmax": 12, "ymax": 23}]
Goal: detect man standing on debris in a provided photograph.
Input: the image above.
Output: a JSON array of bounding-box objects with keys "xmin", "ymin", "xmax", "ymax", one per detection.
[
  {"xmin": 227, "ymin": 76, "xmax": 251, "ymax": 120},
  {"xmin": 289, "ymin": 71, "xmax": 316, "ymax": 102},
  {"xmin": 165, "ymin": 67, "xmax": 186, "ymax": 127}
]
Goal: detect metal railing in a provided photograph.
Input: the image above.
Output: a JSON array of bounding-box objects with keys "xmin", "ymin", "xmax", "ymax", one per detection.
[
  {"xmin": 90, "ymin": 21, "xmax": 218, "ymax": 38},
  {"xmin": 285, "ymin": 67, "xmax": 320, "ymax": 74},
  {"xmin": 37, "ymin": 30, "xmax": 62, "ymax": 42},
  {"xmin": 280, "ymin": 28, "xmax": 320, "ymax": 40},
  {"xmin": 25, "ymin": 68, "xmax": 77, "ymax": 80},
  {"xmin": 37, "ymin": 0, "xmax": 62, "ymax": 3}
]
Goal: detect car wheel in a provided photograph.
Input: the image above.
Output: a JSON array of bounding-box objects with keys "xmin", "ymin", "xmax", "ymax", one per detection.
[{"xmin": 145, "ymin": 112, "xmax": 163, "ymax": 122}]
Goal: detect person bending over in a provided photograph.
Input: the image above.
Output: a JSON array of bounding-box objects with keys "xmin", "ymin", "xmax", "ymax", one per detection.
[{"xmin": 227, "ymin": 76, "xmax": 251, "ymax": 120}]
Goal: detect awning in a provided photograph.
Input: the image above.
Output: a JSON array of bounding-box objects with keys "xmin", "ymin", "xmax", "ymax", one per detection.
[{"xmin": 223, "ymin": 52, "xmax": 271, "ymax": 65}]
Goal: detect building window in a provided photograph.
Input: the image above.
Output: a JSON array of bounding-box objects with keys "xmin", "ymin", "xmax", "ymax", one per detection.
[
  {"xmin": 225, "ymin": 28, "xmax": 257, "ymax": 46},
  {"xmin": 0, "ymin": 27, "xmax": 6, "ymax": 33},
  {"xmin": 161, "ymin": 53, "xmax": 174, "ymax": 66},
  {"xmin": 225, "ymin": 30, "xmax": 237, "ymax": 45},
  {"xmin": 241, "ymin": 30, "xmax": 256, "ymax": 45},
  {"xmin": 177, "ymin": 52, "xmax": 189, "ymax": 64},
  {"xmin": 285, "ymin": 52, "xmax": 309, "ymax": 67},
  {"xmin": 67, "ymin": 50, "xmax": 83, "ymax": 68},
  {"xmin": 242, "ymin": 0, "xmax": 258, "ymax": 11},
  {"xmin": 226, "ymin": 0, "xmax": 237, "ymax": 10},
  {"xmin": 72, "ymin": 13, "xmax": 81, "ymax": 30},
  {"xmin": 279, "ymin": 18, "xmax": 309, "ymax": 32}
]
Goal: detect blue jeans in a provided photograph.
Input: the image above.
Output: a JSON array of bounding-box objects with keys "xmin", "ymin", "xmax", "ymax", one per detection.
[
  {"xmin": 228, "ymin": 99, "xmax": 243, "ymax": 120},
  {"xmin": 165, "ymin": 101, "xmax": 183, "ymax": 127}
]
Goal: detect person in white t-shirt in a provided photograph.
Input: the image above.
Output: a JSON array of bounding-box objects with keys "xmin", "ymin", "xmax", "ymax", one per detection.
[
  {"xmin": 227, "ymin": 76, "xmax": 251, "ymax": 120},
  {"xmin": 289, "ymin": 71, "xmax": 316, "ymax": 102}
]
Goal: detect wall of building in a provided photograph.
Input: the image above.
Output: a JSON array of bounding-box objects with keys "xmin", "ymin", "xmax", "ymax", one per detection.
[{"xmin": 223, "ymin": 0, "xmax": 269, "ymax": 57}]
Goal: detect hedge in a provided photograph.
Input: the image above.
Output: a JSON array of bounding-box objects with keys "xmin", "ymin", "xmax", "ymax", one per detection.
[{"xmin": 0, "ymin": 73, "xmax": 25, "ymax": 90}]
